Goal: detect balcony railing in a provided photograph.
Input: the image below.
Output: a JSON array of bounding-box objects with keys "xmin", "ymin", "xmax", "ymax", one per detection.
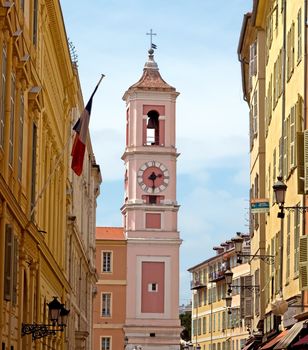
[
  {"xmin": 190, "ymin": 280, "xmax": 207, "ymax": 290},
  {"xmin": 208, "ymin": 267, "xmax": 228, "ymax": 282}
]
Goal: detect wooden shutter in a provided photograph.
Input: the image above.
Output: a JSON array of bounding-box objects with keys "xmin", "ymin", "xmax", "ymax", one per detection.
[
  {"xmin": 249, "ymin": 43, "xmax": 254, "ymax": 89},
  {"xmin": 297, "ymin": 132, "xmax": 304, "ymax": 194},
  {"xmin": 275, "ymin": 232, "xmax": 281, "ymax": 293},
  {"xmin": 4, "ymin": 224, "xmax": 13, "ymax": 300},
  {"xmin": 290, "ymin": 107, "xmax": 296, "ymax": 168},
  {"xmin": 283, "ymin": 117, "xmax": 288, "ymax": 177},
  {"xmin": 244, "ymin": 276, "xmax": 253, "ymax": 318},
  {"xmin": 240, "ymin": 276, "xmax": 245, "ymax": 318},
  {"xmin": 299, "ymin": 235, "xmax": 308, "ymax": 290},
  {"xmin": 12, "ymin": 236, "xmax": 18, "ymax": 304},
  {"xmin": 304, "ymin": 129, "xmax": 308, "ymax": 193},
  {"xmin": 254, "ymin": 269, "xmax": 260, "ymax": 315}
]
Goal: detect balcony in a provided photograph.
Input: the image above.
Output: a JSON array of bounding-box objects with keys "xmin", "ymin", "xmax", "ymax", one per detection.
[
  {"xmin": 208, "ymin": 268, "xmax": 227, "ymax": 282},
  {"xmin": 190, "ymin": 280, "xmax": 207, "ymax": 290}
]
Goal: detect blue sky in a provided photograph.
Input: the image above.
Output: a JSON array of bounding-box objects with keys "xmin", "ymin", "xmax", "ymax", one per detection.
[{"xmin": 61, "ymin": 0, "xmax": 252, "ymax": 305}]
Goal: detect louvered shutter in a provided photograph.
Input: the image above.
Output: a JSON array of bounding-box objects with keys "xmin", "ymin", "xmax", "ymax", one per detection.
[
  {"xmin": 297, "ymin": 132, "xmax": 304, "ymax": 194},
  {"xmin": 240, "ymin": 276, "xmax": 245, "ymax": 318},
  {"xmin": 244, "ymin": 276, "xmax": 253, "ymax": 319},
  {"xmin": 275, "ymin": 232, "xmax": 281, "ymax": 294},
  {"xmin": 304, "ymin": 130, "xmax": 308, "ymax": 193},
  {"xmin": 222, "ymin": 310, "xmax": 226, "ymax": 331},
  {"xmin": 12, "ymin": 236, "xmax": 18, "ymax": 304},
  {"xmin": 249, "ymin": 43, "xmax": 254, "ymax": 89},
  {"xmin": 283, "ymin": 117, "xmax": 288, "ymax": 177},
  {"xmin": 290, "ymin": 107, "xmax": 296, "ymax": 168},
  {"xmin": 299, "ymin": 235, "xmax": 308, "ymax": 290},
  {"xmin": 4, "ymin": 224, "xmax": 13, "ymax": 300},
  {"xmin": 254, "ymin": 269, "xmax": 260, "ymax": 315}
]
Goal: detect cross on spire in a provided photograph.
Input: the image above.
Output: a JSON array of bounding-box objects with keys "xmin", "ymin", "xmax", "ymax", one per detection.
[{"xmin": 146, "ymin": 29, "xmax": 157, "ymax": 49}]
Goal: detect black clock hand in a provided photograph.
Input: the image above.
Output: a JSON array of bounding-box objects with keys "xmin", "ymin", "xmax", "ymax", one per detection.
[
  {"xmin": 148, "ymin": 172, "xmax": 163, "ymax": 190},
  {"xmin": 148, "ymin": 172, "xmax": 157, "ymax": 189}
]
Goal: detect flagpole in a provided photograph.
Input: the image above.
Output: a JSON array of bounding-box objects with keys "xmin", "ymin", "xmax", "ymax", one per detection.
[
  {"xmin": 30, "ymin": 136, "xmax": 71, "ymax": 217},
  {"xmin": 91, "ymin": 74, "xmax": 105, "ymax": 98},
  {"xmin": 30, "ymin": 74, "xmax": 105, "ymax": 217}
]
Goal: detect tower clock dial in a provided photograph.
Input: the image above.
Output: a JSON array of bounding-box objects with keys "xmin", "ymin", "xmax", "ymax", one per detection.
[{"xmin": 137, "ymin": 161, "xmax": 169, "ymax": 193}]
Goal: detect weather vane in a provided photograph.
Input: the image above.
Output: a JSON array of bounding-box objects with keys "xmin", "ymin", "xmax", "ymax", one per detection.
[{"xmin": 146, "ymin": 29, "xmax": 157, "ymax": 50}]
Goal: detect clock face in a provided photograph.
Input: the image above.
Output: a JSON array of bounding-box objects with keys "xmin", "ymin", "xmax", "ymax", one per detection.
[{"xmin": 137, "ymin": 161, "xmax": 169, "ymax": 193}]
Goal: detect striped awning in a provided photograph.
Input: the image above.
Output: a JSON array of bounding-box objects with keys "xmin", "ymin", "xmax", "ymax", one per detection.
[
  {"xmin": 274, "ymin": 321, "xmax": 306, "ymax": 349},
  {"xmin": 242, "ymin": 342, "xmax": 255, "ymax": 350},
  {"xmin": 292, "ymin": 334, "xmax": 308, "ymax": 347},
  {"xmin": 260, "ymin": 330, "xmax": 288, "ymax": 349}
]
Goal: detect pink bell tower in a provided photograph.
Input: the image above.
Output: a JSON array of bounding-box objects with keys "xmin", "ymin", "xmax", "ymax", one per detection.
[{"xmin": 121, "ymin": 43, "xmax": 182, "ymax": 350}]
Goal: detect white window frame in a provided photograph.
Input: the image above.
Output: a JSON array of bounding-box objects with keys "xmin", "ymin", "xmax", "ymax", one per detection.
[
  {"xmin": 102, "ymin": 251, "xmax": 112, "ymax": 273},
  {"xmin": 101, "ymin": 292, "xmax": 111, "ymax": 317},
  {"xmin": 148, "ymin": 282, "xmax": 158, "ymax": 292},
  {"xmin": 101, "ymin": 336, "xmax": 111, "ymax": 350}
]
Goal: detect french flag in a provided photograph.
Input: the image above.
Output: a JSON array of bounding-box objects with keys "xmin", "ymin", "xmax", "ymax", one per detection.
[{"xmin": 71, "ymin": 75, "xmax": 104, "ymax": 176}]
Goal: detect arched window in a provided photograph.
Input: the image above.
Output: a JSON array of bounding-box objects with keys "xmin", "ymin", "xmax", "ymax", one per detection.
[{"xmin": 146, "ymin": 110, "xmax": 159, "ymax": 145}]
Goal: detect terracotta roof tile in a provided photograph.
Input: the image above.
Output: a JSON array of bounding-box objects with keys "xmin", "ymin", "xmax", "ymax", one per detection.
[
  {"xmin": 124, "ymin": 50, "xmax": 177, "ymax": 94},
  {"xmin": 96, "ymin": 227, "xmax": 125, "ymax": 240},
  {"xmin": 129, "ymin": 68, "xmax": 175, "ymax": 91}
]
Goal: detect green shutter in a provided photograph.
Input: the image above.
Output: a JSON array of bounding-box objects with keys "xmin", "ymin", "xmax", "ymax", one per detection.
[{"xmin": 299, "ymin": 236, "xmax": 308, "ymax": 290}]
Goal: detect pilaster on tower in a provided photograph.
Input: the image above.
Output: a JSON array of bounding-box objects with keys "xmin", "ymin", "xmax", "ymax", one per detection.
[{"xmin": 122, "ymin": 47, "xmax": 182, "ymax": 350}]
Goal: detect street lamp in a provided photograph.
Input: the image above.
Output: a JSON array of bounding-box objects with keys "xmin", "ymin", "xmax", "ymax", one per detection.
[
  {"xmin": 224, "ymin": 269, "xmax": 233, "ymax": 294},
  {"xmin": 21, "ymin": 297, "xmax": 70, "ymax": 340},
  {"xmin": 124, "ymin": 336, "xmax": 128, "ymax": 349},
  {"xmin": 225, "ymin": 295, "xmax": 232, "ymax": 314},
  {"xmin": 231, "ymin": 234, "xmax": 275, "ymax": 265},
  {"xmin": 224, "ymin": 270, "xmax": 260, "ymax": 294},
  {"xmin": 273, "ymin": 176, "xmax": 308, "ymax": 218}
]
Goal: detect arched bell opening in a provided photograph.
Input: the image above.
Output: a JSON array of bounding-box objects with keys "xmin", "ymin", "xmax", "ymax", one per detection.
[{"xmin": 146, "ymin": 110, "xmax": 159, "ymax": 145}]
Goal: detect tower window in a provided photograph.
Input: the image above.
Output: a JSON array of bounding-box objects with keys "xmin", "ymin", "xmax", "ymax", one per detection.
[
  {"xmin": 148, "ymin": 283, "xmax": 158, "ymax": 292},
  {"xmin": 146, "ymin": 110, "xmax": 159, "ymax": 145},
  {"xmin": 142, "ymin": 195, "xmax": 164, "ymax": 204},
  {"xmin": 149, "ymin": 195, "xmax": 157, "ymax": 204}
]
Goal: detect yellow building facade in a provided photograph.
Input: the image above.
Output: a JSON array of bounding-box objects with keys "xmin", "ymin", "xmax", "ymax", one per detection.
[
  {"xmin": 0, "ymin": 1, "xmax": 101, "ymax": 349},
  {"xmin": 238, "ymin": 0, "xmax": 308, "ymax": 345},
  {"xmin": 188, "ymin": 236, "xmax": 251, "ymax": 350}
]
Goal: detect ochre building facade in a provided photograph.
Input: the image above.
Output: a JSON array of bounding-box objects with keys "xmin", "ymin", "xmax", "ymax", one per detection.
[
  {"xmin": 238, "ymin": 0, "xmax": 308, "ymax": 348},
  {"xmin": 0, "ymin": 1, "xmax": 101, "ymax": 349}
]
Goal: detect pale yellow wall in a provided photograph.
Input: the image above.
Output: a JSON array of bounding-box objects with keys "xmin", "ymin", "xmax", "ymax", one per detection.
[
  {"xmin": 240, "ymin": 0, "xmax": 305, "ymax": 331},
  {"xmin": 190, "ymin": 253, "xmax": 250, "ymax": 349}
]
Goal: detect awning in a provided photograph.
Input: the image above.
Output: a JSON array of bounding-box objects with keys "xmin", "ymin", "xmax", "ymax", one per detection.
[
  {"xmin": 274, "ymin": 321, "xmax": 305, "ymax": 349},
  {"xmin": 261, "ymin": 330, "xmax": 288, "ymax": 349},
  {"xmin": 242, "ymin": 342, "xmax": 255, "ymax": 350},
  {"xmin": 292, "ymin": 334, "xmax": 308, "ymax": 347}
]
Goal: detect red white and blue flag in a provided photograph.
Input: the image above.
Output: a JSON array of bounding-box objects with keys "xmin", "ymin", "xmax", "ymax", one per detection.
[{"xmin": 71, "ymin": 75, "xmax": 104, "ymax": 176}]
